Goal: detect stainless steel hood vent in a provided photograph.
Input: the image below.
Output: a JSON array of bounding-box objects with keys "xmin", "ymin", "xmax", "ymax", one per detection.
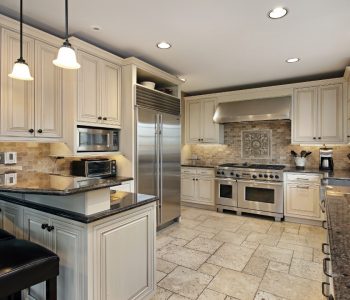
[{"xmin": 213, "ymin": 96, "xmax": 291, "ymax": 123}]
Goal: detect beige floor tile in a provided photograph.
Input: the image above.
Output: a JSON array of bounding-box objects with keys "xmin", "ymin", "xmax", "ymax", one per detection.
[
  {"xmin": 195, "ymin": 214, "xmax": 210, "ymax": 222},
  {"xmin": 246, "ymin": 232, "xmax": 280, "ymax": 247},
  {"xmin": 185, "ymin": 237, "xmax": 223, "ymax": 254},
  {"xmin": 168, "ymin": 294, "xmax": 191, "ymax": 300},
  {"xmin": 243, "ymin": 256, "xmax": 269, "ymax": 278},
  {"xmin": 179, "ymin": 219, "xmax": 202, "ymax": 229},
  {"xmin": 157, "ymin": 235, "xmax": 176, "ymax": 249},
  {"xmin": 225, "ymin": 297, "xmax": 240, "ymax": 300},
  {"xmin": 213, "ymin": 230, "xmax": 249, "ymax": 245},
  {"xmin": 254, "ymin": 245, "xmax": 293, "ymax": 264},
  {"xmin": 268, "ymin": 222, "xmax": 300, "ymax": 235},
  {"xmin": 151, "ymin": 287, "xmax": 173, "ymax": 300},
  {"xmin": 254, "ymin": 291, "xmax": 286, "ymax": 300},
  {"xmin": 278, "ymin": 232, "xmax": 308, "ymax": 248},
  {"xmin": 158, "ymin": 266, "xmax": 212, "ymax": 300},
  {"xmin": 198, "ymin": 263, "xmax": 221, "ymax": 276},
  {"xmin": 198, "ymin": 288, "xmax": 226, "ymax": 300},
  {"xmin": 208, "ymin": 243, "xmax": 254, "ymax": 271},
  {"xmin": 298, "ymin": 224, "xmax": 325, "ymax": 237},
  {"xmin": 158, "ymin": 244, "xmax": 210, "ymax": 270},
  {"xmin": 241, "ymin": 240, "xmax": 260, "ymax": 250},
  {"xmin": 208, "ymin": 268, "xmax": 261, "ymax": 300},
  {"xmin": 277, "ymin": 241, "xmax": 313, "ymax": 261},
  {"xmin": 198, "ymin": 231, "xmax": 216, "ymax": 239},
  {"xmin": 171, "ymin": 238, "xmax": 189, "ymax": 246},
  {"xmin": 157, "ymin": 271, "xmax": 167, "ymax": 283},
  {"xmin": 267, "ymin": 261, "xmax": 290, "ymax": 274},
  {"xmin": 181, "ymin": 208, "xmax": 206, "ymax": 220},
  {"xmin": 200, "ymin": 218, "xmax": 241, "ymax": 232},
  {"xmin": 289, "ymin": 258, "xmax": 323, "ymax": 282},
  {"xmin": 157, "ymin": 258, "xmax": 177, "ymax": 273},
  {"xmin": 239, "ymin": 219, "xmax": 272, "ymax": 234},
  {"xmin": 260, "ymin": 270, "xmax": 322, "ymax": 300},
  {"xmin": 168, "ymin": 227, "xmax": 201, "ymax": 241},
  {"xmin": 195, "ymin": 225, "xmax": 221, "ymax": 234},
  {"xmin": 313, "ymin": 249, "xmax": 324, "ymax": 264}
]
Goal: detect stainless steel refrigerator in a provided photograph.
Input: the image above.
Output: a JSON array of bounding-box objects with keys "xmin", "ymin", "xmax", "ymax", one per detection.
[{"xmin": 135, "ymin": 85, "xmax": 181, "ymax": 228}]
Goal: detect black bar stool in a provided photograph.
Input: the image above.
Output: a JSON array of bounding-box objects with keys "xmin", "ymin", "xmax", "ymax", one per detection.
[
  {"xmin": 0, "ymin": 238, "xmax": 59, "ymax": 300},
  {"xmin": 0, "ymin": 229, "xmax": 15, "ymax": 241}
]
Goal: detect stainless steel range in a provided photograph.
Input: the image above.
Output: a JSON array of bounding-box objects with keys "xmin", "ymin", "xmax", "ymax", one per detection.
[{"xmin": 215, "ymin": 163, "xmax": 285, "ymax": 221}]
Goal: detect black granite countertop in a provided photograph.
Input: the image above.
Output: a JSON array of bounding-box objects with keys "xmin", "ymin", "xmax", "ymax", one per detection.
[
  {"xmin": 0, "ymin": 171, "xmax": 133, "ymax": 195},
  {"xmin": 284, "ymin": 168, "xmax": 350, "ymax": 180},
  {"xmin": 0, "ymin": 191, "xmax": 157, "ymax": 223},
  {"xmin": 181, "ymin": 164, "xmax": 215, "ymax": 168},
  {"xmin": 324, "ymin": 182, "xmax": 350, "ymax": 300}
]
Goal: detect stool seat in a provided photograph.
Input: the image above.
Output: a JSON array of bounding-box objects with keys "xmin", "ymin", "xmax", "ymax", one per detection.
[
  {"xmin": 0, "ymin": 239, "xmax": 59, "ymax": 299},
  {"xmin": 0, "ymin": 229, "xmax": 15, "ymax": 241}
]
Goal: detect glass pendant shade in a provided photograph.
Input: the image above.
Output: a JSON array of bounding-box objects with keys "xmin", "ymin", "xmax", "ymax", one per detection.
[
  {"xmin": 8, "ymin": 58, "xmax": 33, "ymax": 81},
  {"xmin": 53, "ymin": 42, "xmax": 80, "ymax": 69}
]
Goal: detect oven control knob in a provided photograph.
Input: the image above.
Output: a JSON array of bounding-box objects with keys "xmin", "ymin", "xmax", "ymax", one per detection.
[
  {"xmin": 259, "ymin": 174, "xmax": 263, "ymax": 178},
  {"xmin": 236, "ymin": 174, "xmax": 240, "ymax": 178},
  {"xmin": 217, "ymin": 171, "xmax": 221, "ymax": 175},
  {"xmin": 275, "ymin": 175, "xmax": 279, "ymax": 179},
  {"xmin": 221, "ymin": 172, "xmax": 225, "ymax": 175},
  {"xmin": 252, "ymin": 175, "xmax": 257, "ymax": 179},
  {"xmin": 269, "ymin": 175, "xmax": 274, "ymax": 179},
  {"xmin": 264, "ymin": 174, "xmax": 268, "ymax": 178},
  {"xmin": 230, "ymin": 172, "xmax": 234, "ymax": 176}
]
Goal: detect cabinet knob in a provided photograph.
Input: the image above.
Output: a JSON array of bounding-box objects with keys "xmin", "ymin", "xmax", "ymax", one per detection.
[
  {"xmin": 98, "ymin": 116, "xmax": 102, "ymax": 120},
  {"xmin": 41, "ymin": 223, "xmax": 48, "ymax": 230},
  {"xmin": 47, "ymin": 225, "xmax": 55, "ymax": 232},
  {"xmin": 313, "ymin": 137, "xmax": 316, "ymax": 140},
  {"xmin": 192, "ymin": 178, "xmax": 195, "ymax": 181},
  {"xmin": 37, "ymin": 129, "xmax": 43, "ymax": 133},
  {"xmin": 28, "ymin": 129, "xmax": 34, "ymax": 134},
  {"xmin": 196, "ymin": 178, "xmax": 198, "ymax": 181},
  {"xmin": 318, "ymin": 137, "xmax": 321, "ymax": 140},
  {"xmin": 103, "ymin": 117, "xmax": 107, "ymax": 121}
]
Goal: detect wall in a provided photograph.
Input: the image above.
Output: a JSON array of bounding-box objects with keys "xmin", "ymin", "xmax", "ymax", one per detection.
[{"xmin": 189, "ymin": 120, "xmax": 350, "ymax": 170}]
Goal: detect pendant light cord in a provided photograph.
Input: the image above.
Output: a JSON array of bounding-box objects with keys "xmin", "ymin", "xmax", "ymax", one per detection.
[
  {"xmin": 20, "ymin": 0, "xmax": 23, "ymax": 60},
  {"xmin": 65, "ymin": 0, "xmax": 70, "ymax": 44}
]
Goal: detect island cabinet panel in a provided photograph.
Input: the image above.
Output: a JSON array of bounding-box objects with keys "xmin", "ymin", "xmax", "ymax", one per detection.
[
  {"xmin": 91, "ymin": 204, "xmax": 156, "ymax": 300},
  {"xmin": 0, "ymin": 200, "xmax": 23, "ymax": 238}
]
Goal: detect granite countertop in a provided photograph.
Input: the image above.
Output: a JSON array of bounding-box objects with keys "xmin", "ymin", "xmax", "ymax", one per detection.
[
  {"xmin": 181, "ymin": 164, "xmax": 216, "ymax": 168},
  {"xmin": 284, "ymin": 168, "xmax": 350, "ymax": 180},
  {"xmin": 0, "ymin": 191, "xmax": 157, "ymax": 223},
  {"xmin": 0, "ymin": 171, "xmax": 133, "ymax": 195},
  {"xmin": 324, "ymin": 182, "xmax": 350, "ymax": 300}
]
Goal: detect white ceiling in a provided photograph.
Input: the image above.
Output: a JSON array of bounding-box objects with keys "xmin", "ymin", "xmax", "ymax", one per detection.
[{"xmin": 0, "ymin": 0, "xmax": 349, "ymax": 94}]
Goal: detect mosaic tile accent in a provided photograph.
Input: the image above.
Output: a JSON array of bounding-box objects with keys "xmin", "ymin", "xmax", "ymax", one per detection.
[{"xmin": 242, "ymin": 130, "xmax": 271, "ymax": 159}]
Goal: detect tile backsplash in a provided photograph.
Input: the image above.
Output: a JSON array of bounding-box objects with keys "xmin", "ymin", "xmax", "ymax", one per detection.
[{"xmin": 189, "ymin": 120, "xmax": 350, "ymax": 170}]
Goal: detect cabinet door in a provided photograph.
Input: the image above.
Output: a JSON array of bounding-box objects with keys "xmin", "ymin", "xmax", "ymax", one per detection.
[
  {"xmin": 1, "ymin": 202, "xmax": 23, "ymax": 238},
  {"xmin": 50, "ymin": 218, "xmax": 85, "ymax": 300},
  {"xmin": 101, "ymin": 61, "xmax": 121, "ymax": 127},
  {"xmin": 187, "ymin": 101, "xmax": 202, "ymax": 143},
  {"xmin": 285, "ymin": 184, "xmax": 321, "ymax": 219},
  {"xmin": 202, "ymin": 98, "xmax": 219, "ymax": 143},
  {"xmin": 197, "ymin": 177, "xmax": 215, "ymax": 205},
  {"xmin": 1, "ymin": 29, "xmax": 35, "ymax": 137},
  {"xmin": 77, "ymin": 51, "xmax": 101, "ymax": 124},
  {"xmin": 181, "ymin": 176, "xmax": 196, "ymax": 201},
  {"xmin": 292, "ymin": 87, "xmax": 318, "ymax": 143},
  {"xmin": 23, "ymin": 209, "xmax": 51, "ymax": 300},
  {"xmin": 35, "ymin": 41, "xmax": 63, "ymax": 138},
  {"xmin": 318, "ymin": 84, "xmax": 343, "ymax": 143}
]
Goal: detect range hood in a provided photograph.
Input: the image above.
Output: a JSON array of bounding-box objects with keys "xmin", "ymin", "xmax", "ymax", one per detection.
[{"xmin": 213, "ymin": 96, "xmax": 291, "ymax": 123}]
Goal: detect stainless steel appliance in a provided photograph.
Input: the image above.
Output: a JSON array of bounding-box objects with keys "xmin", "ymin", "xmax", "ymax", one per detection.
[
  {"xmin": 76, "ymin": 126, "xmax": 119, "ymax": 152},
  {"xmin": 319, "ymin": 147, "xmax": 334, "ymax": 171},
  {"xmin": 136, "ymin": 85, "xmax": 181, "ymax": 228},
  {"xmin": 71, "ymin": 159, "xmax": 117, "ymax": 178},
  {"xmin": 215, "ymin": 163, "xmax": 285, "ymax": 221}
]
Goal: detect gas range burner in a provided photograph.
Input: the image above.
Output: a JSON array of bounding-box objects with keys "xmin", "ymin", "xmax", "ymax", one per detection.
[{"xmin": 218, "ymin": 163, "xmax": 285, "ymax": 170}]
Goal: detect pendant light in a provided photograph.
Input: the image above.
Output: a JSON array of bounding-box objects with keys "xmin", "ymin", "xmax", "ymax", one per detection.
[
  {"xmin": 8, "ymin": 0, "xmax": 33, "ymax": 81},
  {"xmin": 53, "ymin": 0, "xmax": 80, "ymax": 69}
]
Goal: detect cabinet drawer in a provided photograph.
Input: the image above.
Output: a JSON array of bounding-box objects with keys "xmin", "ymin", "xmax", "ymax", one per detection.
[
  {"xmin": 196, "ymin": 168, "xmax": 214, "ymax": 177},
  {"xmin": 286, "ymin": 173, "xmax": 321, "ymax": 183},
  {"xmin": 181, "ymin": 168, "xmax": 197, "ymax": 175}
]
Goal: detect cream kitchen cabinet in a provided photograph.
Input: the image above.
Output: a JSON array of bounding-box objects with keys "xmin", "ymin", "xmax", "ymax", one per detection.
[
  {"xmin": 181, "ymin": 167, "xmax": 215, "ymax": 206},
  {"xmin": 0, "ymin": 200, "xmax": 23, "ymax": 238},
  {"xmin": 77, "ymin": 50, "xmax": 121, "ymax": 128},
  {"xmin": 0, "ymin": 28, "xmax": 63, "ymax": 139},
  {"xmin": 284, "ymin": 173, "xmax": 322, "ymax": 221},
  {"xmin": 292, "ymin": 83, "xmax": 344, "ymax": 144},
  {"xmin": 185, "ymin": 98, "xmax": 223, "ymax": 144}
]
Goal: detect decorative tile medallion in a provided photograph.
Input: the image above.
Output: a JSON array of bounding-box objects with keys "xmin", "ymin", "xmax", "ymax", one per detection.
[{"xmin": 242, "ymin": 130, "xmax": 271, "ymax": 159}]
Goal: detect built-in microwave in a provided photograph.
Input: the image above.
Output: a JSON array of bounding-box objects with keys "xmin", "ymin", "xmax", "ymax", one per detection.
[{"xmin": 77, "ymin": 126, "xmax": 119, "ymax": 152}]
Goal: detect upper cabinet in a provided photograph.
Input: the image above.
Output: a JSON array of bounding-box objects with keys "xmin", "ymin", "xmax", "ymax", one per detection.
[
  {"xmin": 292, "ymin": 83, "xmax": 344, "ymax": 144},
  {"xmin": 77, "ymin": 50, "xmax": 121, "ymax": 128},
  {"xmin": 0, "ymin": 28, "xmax": 62, "ymax": 139},
  {"xmin": 185, "ymin": 97, "xmax": 223, "ymax": 144}
]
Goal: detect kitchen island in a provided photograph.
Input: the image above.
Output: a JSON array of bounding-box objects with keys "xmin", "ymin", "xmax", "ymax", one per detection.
[{"xmin": 0, "ymin": 171, "xmax": 157, "ymax": 300}]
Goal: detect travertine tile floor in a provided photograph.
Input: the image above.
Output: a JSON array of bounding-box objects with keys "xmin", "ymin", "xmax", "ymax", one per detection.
[{"xmin": 152, "ymin": 206, "xmax": 325, "ymax": 300}]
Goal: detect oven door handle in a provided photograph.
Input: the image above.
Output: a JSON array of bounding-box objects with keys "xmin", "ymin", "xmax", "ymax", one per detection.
[
  {"xmin": 237, "ymin": 180, "xmax": 283, "ymax": 186},
  {"xmin": 214, "ymin": 178, "xmax": 237, "ymax": 182}
]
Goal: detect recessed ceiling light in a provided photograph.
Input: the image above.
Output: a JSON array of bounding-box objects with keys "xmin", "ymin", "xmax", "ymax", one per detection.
[
  {"xmin": 177, "ymin": 76, "xmax": 186, "ymax": 82},
  {"xmin": 268, "ymin": 7, "xmax": 288, "ymax": 19},
  {"xmin": 91, "ymin": 25, "xmax": 101, "ymax": 31},
  {"xmin": 286, "ymin": 58, "xmax": 300, "ymax": 63},
  {"xmin": 157, "ymin": 41, "xmax": 171, "ymax": 49}
]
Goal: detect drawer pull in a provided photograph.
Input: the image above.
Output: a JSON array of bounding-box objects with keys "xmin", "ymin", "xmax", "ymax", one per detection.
[
  {"xmin": 322, "ymin": 220, "xmax": 328, "ymax": 230},
  {"xmin": 322, "ymin": 282, "xmax": 330, "ymax": 297},
  {"xmin": 296, "ymin": 185, "xmax": 309, "ymax": 189},
  {"xmin": 41, "ymin": 223, "xmax": 49, "ymax": 230},
  {"xmin": 322, "ymin": 243, "xmax": 330, "ymax": 255},
  {"xmin": 323, "ymin": 257, "xmax": 332, "ymax": 277},
  {"xmin": 296, "ymin": 178, "xmax": 309, "ymax": 181},
  {"xmin": 47, "ymin": 225, "xmax": 55, "ymax": 232}
]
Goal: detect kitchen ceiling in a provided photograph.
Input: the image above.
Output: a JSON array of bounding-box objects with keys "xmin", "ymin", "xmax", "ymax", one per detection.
[{"xmin": 0, "ymin": 0, "xmax": 349, "ymax": 94}]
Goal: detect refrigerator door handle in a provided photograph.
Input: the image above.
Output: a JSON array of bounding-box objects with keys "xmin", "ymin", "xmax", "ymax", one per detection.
[{"xmin": 159, "ymin": 113, "xmax": 163, "ymax": 206}]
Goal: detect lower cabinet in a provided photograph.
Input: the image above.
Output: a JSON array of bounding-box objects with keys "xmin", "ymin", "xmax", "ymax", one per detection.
[
  {"xmin": 0, "ymin": 200, "xmax": 23, "ymax": 238},
  {"xmin": 284, "ymin": 173, "xmax": 322, "ymax": 221},
  {"xmin": 181, "ymin": 168, "xmax": 215, "ymax": 206}
]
